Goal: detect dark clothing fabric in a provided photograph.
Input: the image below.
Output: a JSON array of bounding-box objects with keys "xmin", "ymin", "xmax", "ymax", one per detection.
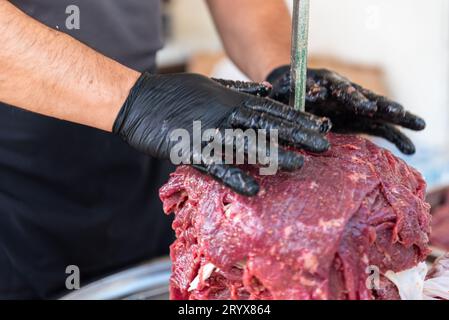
[
  {"xmin": 11, "ymin": 0, "xmax": 163, "ymax": 71},
  {"xmin": 0, "ymin": 0, "xmax": 174, "ymax": 299}
]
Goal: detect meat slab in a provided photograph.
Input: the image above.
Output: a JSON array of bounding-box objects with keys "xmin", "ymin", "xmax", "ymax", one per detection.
[
  {"xmin": 429, "ymin": 189, "xmax": 449, "ymax": 251},
  {"xmin": 160, "ymin": 134, "xmax": 431, "ymax": 300}
]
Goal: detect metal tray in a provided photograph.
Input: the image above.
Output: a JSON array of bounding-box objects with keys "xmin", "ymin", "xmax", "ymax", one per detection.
[{"xmin": 60, "ymin": 258, "xmax": 171, "ymax": 300}]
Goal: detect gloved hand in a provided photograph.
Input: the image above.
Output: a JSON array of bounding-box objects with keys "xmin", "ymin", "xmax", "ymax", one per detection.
[
  {"xmin": 113, "ymin": 72, "xmax": 331, "ymax": 196},
  {"xmin": 267, "ymin": 65, "xmax": 426, "ymax": 155}
]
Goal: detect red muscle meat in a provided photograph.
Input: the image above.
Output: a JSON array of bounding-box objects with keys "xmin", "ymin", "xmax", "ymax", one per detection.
[
  {"xmin": 429, "ymin": 189, "xmax": 449, "ymax": 251},
  {"xmin": 160, "ymin": 134, "xmax": 431, "ymax": 300}
]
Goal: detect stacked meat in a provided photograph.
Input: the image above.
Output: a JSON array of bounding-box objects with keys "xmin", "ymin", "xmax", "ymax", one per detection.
[
  {"xmin": 160, "ymin": 134, "xmax": 431, "ymax": 300},
  {"xmin": 429, "ymin": 189, "xmax": 449, "ymax": 251}
]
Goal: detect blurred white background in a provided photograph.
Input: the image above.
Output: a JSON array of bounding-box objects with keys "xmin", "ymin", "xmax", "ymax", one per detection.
[
  {"xmin": 305, "ymin": 0, "xmax": 449, "ymax": 148},
  {"xmin": 158, "ymin": 0, "xmax": 449, "ymax": 188}
]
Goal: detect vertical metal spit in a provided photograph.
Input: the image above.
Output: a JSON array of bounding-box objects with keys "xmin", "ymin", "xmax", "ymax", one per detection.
[{"xmin": 290, "ymin": 0, "xmax": 310, "ymax": 112}]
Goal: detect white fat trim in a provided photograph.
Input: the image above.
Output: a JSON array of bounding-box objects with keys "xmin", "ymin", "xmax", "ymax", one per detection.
[
  {"xmin": 385, "ymin": 260, "xmax": 449, "ymax": 300},
  {"xmin": 188, "ymin": 263, "xmax": 216, "ymax": 292},
  {"xmin": 385, "ymin": 262, "xmax": 428, "ymax": 300}
]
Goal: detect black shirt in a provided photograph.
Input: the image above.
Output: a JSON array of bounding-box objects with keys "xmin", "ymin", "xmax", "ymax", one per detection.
[{"xmin": 0, "ymin": 0, "xmax": 174, "ymax": 299}]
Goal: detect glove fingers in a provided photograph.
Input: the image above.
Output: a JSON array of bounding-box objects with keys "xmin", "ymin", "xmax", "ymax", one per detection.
[
  {"xmin": 357, "ymin": 121, "xmax": 416, "ymax": 155},
  {"xmin": 391, "ymin": 111, "xmax": 426, "ymax": 131},
  {"xmin": 212, "ymin": 78, "xmax": 272, "ymax": 97},
  {"xmin": 192, "ymin": 163, "xmax": 259, "ymax": 196},
  {"xmin": 329, "ymin": 79, "xmax": 378, "ymax": 116},
  {"xmin": 350, "ymin": 83, "xmax": 426, "ymax": 131},
  {"xmin": 228, "ymin": 108, "xmax": 330, "ymax": 153},
  {"xmin": 375, "ymin": 109, "xmax": 426, "ymax": 131},
  {"xmin": 220, "ymin": 131, "xmax": 304, "ymax": 172},
  {"xmin": 316, "ymin": 70, "xmax": 377, "ymax": 115},
  {"xmin": 243, "ymin": 98, "xmax": 332, "ymax": 133},
  {"xmin": 306, "ymin": 77, "xmax": 329, "ymax": 103},
  {"xmin": 361, "ymin": 87, "xmax": 405, "ymax": 116},
  {"xmin": 351, "ymin": 82, "xmax": 404, "ymax": 115},
  {"xmin": 275, "ymin": 147, "xmax": 305, "ymax": 171}
]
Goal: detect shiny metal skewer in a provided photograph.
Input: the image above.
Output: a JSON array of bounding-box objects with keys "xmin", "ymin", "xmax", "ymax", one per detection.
[{"xmin": 290, "ymin": 0, "xmax": 310, "ymax": 112}]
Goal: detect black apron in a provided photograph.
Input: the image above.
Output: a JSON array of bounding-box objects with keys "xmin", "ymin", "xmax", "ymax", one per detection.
[{"xmin": 0, "ymin": 0, "xmax": 174, "ymax": 299}]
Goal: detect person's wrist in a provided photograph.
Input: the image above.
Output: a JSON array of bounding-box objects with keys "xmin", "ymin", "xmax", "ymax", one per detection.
[
  {"xmin": 247, "ymin": 57, "xmax": 290, "ymax": 82},
  {"xmin": 112, "ymin": 71, "xmax": 147, "ymax": 136},
  {"xmin": 108, "ymin": 69, "xmax": 141, "ymax": 132}
]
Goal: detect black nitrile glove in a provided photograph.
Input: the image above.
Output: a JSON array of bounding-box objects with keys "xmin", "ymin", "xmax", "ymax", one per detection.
[
  {"xmin": 267, "ymin": 65, "xmax": 426, "ymax": 155},
  {"xmin": 113, "ymin": 72, "xmax": 331, "ymax": 196}
]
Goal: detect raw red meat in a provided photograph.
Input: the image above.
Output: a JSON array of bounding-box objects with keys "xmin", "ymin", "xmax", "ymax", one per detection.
[
  {"xmin": 160, "ymin": 134, "xmax": 431, "ymax": 300},
  {"xmin": 429, "ymin": 189, "xmax": 449, "ymax": 251}
]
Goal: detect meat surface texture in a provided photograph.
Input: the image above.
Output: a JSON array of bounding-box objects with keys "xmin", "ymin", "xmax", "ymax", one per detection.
[
  {"xmin": 429, "ymin": 189, "xmax": 449, "ymax": 251},
  {"xmin": 160, "ymin": 134, "xmax": 431, "ymax": 300}
]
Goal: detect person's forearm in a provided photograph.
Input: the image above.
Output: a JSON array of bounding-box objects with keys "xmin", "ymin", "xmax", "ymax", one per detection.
[
  {"xmin": 207, "ymin": 0, "xmax": 291, "ymax": 82},
  {"xmin": 0, "ymin": 1, "xmax": 139, "ymax": 132}
]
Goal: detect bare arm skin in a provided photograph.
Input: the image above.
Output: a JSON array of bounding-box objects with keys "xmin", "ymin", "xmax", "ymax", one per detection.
[
  {"xmin": 206, "ymin": 0, "xmax": 292, "ymax": 82},
  {"xmin": 0, "ymin": 1, "xmax": 140, "ymax": 132}
]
